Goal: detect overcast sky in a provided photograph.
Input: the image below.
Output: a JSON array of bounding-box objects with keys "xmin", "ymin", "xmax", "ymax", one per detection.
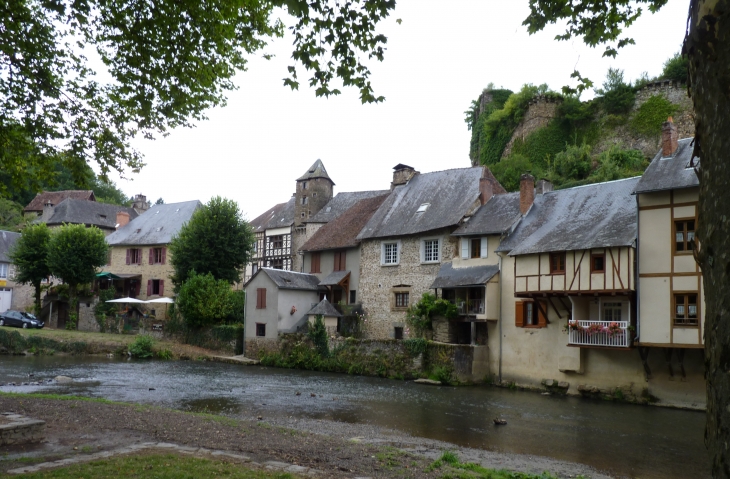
[{"xmin": 110, "ymin": 0, "xmax": 689, "ymax": 220}]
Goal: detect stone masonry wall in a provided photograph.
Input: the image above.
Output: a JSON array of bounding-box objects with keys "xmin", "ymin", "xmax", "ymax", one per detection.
[
  {"xmin": 358, "ymin": 229, "xmax": 457, "ymax": 340},
  {"xmin": 501, "ymin": 97, "xmax": 562, "ymax": 158}
]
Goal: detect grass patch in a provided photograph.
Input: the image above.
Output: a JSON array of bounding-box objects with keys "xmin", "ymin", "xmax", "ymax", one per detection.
[
  {"xmin": 375, "ymin": 446, "xmax": 409, "ymax": 470},
  {"xmin": 18, "ymin": 453, "xmax": 299, "ymax": 478},
  {"xmin": 0, "ymin": 391, "xmax": 123, "ymax": 405},
  {"xmin": 427, "ymin": 451, "xmax": 586, "ymax": 479}
]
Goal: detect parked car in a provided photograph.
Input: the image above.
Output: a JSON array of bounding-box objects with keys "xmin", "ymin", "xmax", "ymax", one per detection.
[{"xmin": 0, "ymin": 310, "xmax": 45, "ymax": 329}]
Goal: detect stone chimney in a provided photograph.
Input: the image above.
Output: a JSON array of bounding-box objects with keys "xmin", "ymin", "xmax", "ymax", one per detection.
[
  {"xmin": 41, "ymin": 202, "xmax": 54, "ymax": 222},
  {"xmin": 479, "ymin": 178, "xmax": 494, "ymax": 205},
  {"xmin": 391, "ymin": 164, "xmax": 418, "ymax": 190},
  {"xmin": 519, "ymin": 174, "xmax": 535, "ymax": 215},
  {"xmin": 116, "ymin": 211, "xmax": 130, "ymax": 229},
  {"xmin": 132, "ymin": 194, "xmax": 149, "ymax": 213},
  {"xmin": 662, "ymin": 117, "xmax": 679, "ymax": 157},
  {"xmin": 535, "ymin": 179, "xmax": 553, "ymax": 195}
]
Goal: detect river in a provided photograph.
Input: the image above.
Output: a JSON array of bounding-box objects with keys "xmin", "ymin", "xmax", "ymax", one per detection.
[{"xmin": 0, "ymin": 356, "xmax": 709, "ymax": 478}]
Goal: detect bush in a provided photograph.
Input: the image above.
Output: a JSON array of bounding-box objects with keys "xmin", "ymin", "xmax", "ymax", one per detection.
[
  {"xmin": 157, "ymin": 348, "xmax": 173, "ymax": 360},
  {"xmin": 307, "ymin": 315, "xmax": 329, "ymax": 357},
  {"xmin": 662, "ymin": 52, "xmax": 688, "ymax": 83},
  {"xmin": 129, "ymin": 335, "xmax": 154, "ymax": 358},
  {"xmin": 553, "ymin": 143, "xmax": 592, "ymax": 181},
  {"xmin": 490, "ymin": 154, "xmax": 535, "ymax": 192},
  {"xmin": 406, "ymin": 293, "xmax": 458, "ymax": 335},
  {"xmin": 630, "ymin": 94, "xmax": 679, "ymax": 137},
  {"xmin": 596, "ymin": 68, "xmax": 636, "ymax": 115},
  {"xmin": 176, "ymin": 271, "xmax": 234, "ymax": 329},
  {"xmin": 226, "ymin": 290, "xmax": 245, "ymax": 323}
]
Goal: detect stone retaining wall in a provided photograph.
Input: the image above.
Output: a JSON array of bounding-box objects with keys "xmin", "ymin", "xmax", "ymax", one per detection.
[{"xmin": 0, "ymin": 413, "xmax": 45, "ymax": 446}]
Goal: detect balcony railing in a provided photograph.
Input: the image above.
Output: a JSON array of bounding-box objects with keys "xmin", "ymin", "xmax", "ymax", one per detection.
[
  {"xmin": 568, "ymin": 320, "xmax": 630, "ymax": 348},
  {"xmin": 454, "ymin": 299, "xmax": 484, "ymax": 316}
]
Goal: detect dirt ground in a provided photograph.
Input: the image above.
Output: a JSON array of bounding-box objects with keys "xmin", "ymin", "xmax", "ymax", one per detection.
[{"xmin": 0, "ymin": 395, "xmax": 613, "ymax": 478}]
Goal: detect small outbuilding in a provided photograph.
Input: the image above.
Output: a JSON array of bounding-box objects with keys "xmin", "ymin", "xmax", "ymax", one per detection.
[{"xmin": 305, "ymin": 297, "xmax": 343, "ymax": 335}]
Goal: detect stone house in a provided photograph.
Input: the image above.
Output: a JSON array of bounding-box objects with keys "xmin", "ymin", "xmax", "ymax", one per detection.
[
  {"xmin": 37, "ymin": 198, "xmax": 138, "ymax": 235},
  {"xmin": 243, "ymin": 268, "xmax": 323, "ymax": 345},
  {"xmin": 23, "ymin": 190, "xmax": 96, "ymax": 218},
  {"xmin": 0, "ymin": 230, "xmax": 34, "ymax": 313},
  {"xmin": 356, "ymin": 164, "xmax": 505, "ymax": 340}
]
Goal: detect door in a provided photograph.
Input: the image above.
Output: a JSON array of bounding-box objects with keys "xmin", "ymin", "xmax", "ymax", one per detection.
[{"xmin": 0, "ymin": 289, "xmax": 11, "ymax": 313}]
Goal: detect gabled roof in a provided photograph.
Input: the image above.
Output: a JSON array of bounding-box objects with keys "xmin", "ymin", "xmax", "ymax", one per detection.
[
  {"xmin": 297, "ymin": 159, "xmax": 334, "ymax": 184},
  {"xmin": 357, "ymin": 167, "xmax": 489, "ymax": 240},
  {"xmin": 306, "ymin": 298, "xmax": 342, "ymax": 317},
  {"xmin": 257, "ymin": 268, "xmax": 322, "ymax": 291},
  {"xmin": 301, "ymin": 194, "xmax": 389, "ymax": 252},
  {"xmin": 430, "ymin": 263, "xmax": 500, "ymax": 289},
  {"xmin": 249, "ymin": 197, "xmax": 296, "ymax": 233},
  {"xmin": 308, "ymin": 190, "xmax": 390, "ymax": 224},
  {"xmin": 0, "ymin": 230, "xmax": 21, "ymax": 263},
  {"xmin": 453, "ymin": 192, "xmax": 521, "ymax": 236},
  {"xmin": 24, "ymin": 190, "xmax": 95, "ymax": 212},
  {"xmin": 318, "ymin": 270, "xmax": 350, "ymax": 286},
  {"xmin": 498, "ymin": 177, "xmax": 640, "ymax": 256},
  {"xmin": 44, "ymin": 199, "xmax": 138, "ymax": 230},
  {"xmin": 633, "ymin": 138, "xmax": 700, "ymax": 194},
  {"xmin": 106, "ymin": 200, "xmax": 201, "ymax": 246}
]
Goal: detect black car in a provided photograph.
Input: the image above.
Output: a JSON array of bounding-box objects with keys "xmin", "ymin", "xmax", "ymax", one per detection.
[{"xmin": 0, "ymin": 310, "xmax": 44, "ymax": 329}]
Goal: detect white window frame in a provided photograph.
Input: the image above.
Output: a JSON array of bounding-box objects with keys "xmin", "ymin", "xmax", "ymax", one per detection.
[
  {"xmin": 460, "ymin": 237, "xmax": 488, "ymax": 259},
  {"xmin": 381, "ymin": 241, "xmax": 401, "ymax": 266},
  {"xmin": 0, "ymin": 263, "xmax": 7, "ymax": 279},
  {"xmin": 602, "ymin": 301, "xmax": 623, "ymax": 322},
  {"xmin": 420, "ymin": 237, "xmax": 441, "ymax": 264}
]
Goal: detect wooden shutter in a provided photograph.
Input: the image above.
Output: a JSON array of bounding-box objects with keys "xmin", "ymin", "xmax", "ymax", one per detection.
[
  {"xmin": 126, "ymin": 249, "xmax": 130, "ymax": 265},
  {"xmin": 135, "ymin": 281, "xmax": 141, "ymax": 296},
  {"xmin": 339, "ymin": 251, "xmax": 346, "ymax": 270},
  {"xmin": 461, "ymin": 238, "xmax": 469, "ymax": 259},
  {"xmin": 537, "ymin": 300, "xmax": 548, "ymax": 327},
  {"xmin": 311, "ymin": 253, "xmax": 320, "ymax": 273},
  {"xmin": 149, "ymin": 248, "xmax": 154, "ymax": 265},
  {"xmin": 256, "ymin": 288, "xmax": 266, "ymax": 309},
  {"xmin": 480, "ymin": 237, "xmax": 488, "ymax": 258},
  {"xmin": 147, "ymin": 280, "xmax": 152, "ymax": 296},
  {"xmin": 159, "ymin": 280, "xmax": 164, "ymax": 296},
  {"xmin": 515, "ymin": 301, "xmax": 525, "ymax": 327},
  {"xmin": 162, "ymin": 247, "xmax": 166, "ymax": 265}
]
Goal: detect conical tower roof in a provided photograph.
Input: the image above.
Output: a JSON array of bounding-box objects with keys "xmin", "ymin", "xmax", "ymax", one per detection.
[{"xmin": 297, "ymin": 159, "xmax": 334, "ymax": 184}]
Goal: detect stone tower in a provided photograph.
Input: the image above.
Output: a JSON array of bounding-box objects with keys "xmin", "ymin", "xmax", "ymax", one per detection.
[{"xmin": 294, "ymin": 159, "xmax": 334, "ymax": 226}]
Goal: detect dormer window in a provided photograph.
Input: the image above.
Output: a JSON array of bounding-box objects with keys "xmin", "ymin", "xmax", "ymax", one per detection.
[
  {"xmin": 99, "ymin": 215, "xmax": 107, "ymax": 219},
  {"xmin": 416, "ymin": 203, "xmax": 430, "ymax": 214}
]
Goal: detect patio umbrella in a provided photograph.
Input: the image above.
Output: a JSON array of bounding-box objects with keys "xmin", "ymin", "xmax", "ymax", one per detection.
[
  {"xmin": 146, "ymin": 297, "xmax": 174, "ymax": 303},
  {"xmin": 105, "ymin": 297, "xmax": 147, "ymax": 303},
  {"xmin": 96, "ymin": 272, "xmax": 122, "ymax": 280}
]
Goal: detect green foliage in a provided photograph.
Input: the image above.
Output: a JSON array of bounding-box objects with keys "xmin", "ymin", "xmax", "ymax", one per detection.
[
  {"xmin": 157, "ymin": 348, "xmax": 173, "ymax": 360},
  {"xmin": 65, "ymin": 314, "xmax": 77, "ymax": 331},
  {"xmin": 406, "ymin": 293, "xmax": 458, "ymax": 335},
  {"xmin": 176, "ymin": 271, "xmax": 234, "ymax": 329},
  {"xmin": 10, "ymin": 223, "xmax": 51, "ymax": 312},
  {"xmin": 403, "ymin": 338, "xmax": 428, "ymax": 356},
  {"xmin": 95, "ymin": 289, "xmax": 118, "ymax": 333},
  {"xmin": 0, "ymin": 198, "xmax": 26, "ymax": 232},
  {"xmin": 129, "ymin": 335, "xmax": 155, "ymax": 358},
  {"xmin": 91, "ymin": 177, "xmax": 130, "ymax": 206},
  {"xmin": 595, "ymin": 68, "xmax": 636, "ymax": 115},
  {"xmin": 307, "ymin": 315, "xmax": 329, "ymax": 357},
  {"xmin": 511, "ymin": 120, "xmax": 571, "ymax": 171},
  {"xmin": 489, "ymin": 154, "xmax": 535, "ymax": 192},
  {"xmin": 227, "ymin": 290, "xmax": 246, "ymax": 324},
  {"xmin": 155, "ymin": 197, "xmax": 165, "ymax": 205},
  {"xmin": 211, "ymin": 323, "xmax": 244, "ymax": 343},
  {"xmin": 630, "ymin": 94, "xmax": 679, "ymax": 137},
  {"xmin": 552, "ymin": 143, "xmax": 592, "ymax": 181},
  {"xmin": 662, "ymin": 52, "xmax": 688, "ymax": 83},
  {"xmin": 169, "ymin": 197, "xmax": 254, "ymax": 287},
  {"xmin": 428, "ymin": 450, "xmax": 571, "ymax": 478},
  {"xmin": 0, "ymin": 329, "xmax": 92, "ymax": 355}
]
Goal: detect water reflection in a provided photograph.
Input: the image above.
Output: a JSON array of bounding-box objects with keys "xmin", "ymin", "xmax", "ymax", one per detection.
[{"xmin": 0, "ymin": 356, "xmax": 709, "ymax": 478}]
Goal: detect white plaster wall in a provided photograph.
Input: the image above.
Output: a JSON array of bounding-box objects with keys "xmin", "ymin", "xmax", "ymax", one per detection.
[
  {"xmin": 277, "ymin": 289, "xmax": 319, "ymax": 331},
  {"xmin": 244, "ymin": 274, "xmax": 279, "ymax": 340}
]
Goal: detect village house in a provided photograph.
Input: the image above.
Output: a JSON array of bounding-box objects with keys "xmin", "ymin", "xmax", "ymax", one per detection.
[
  {"xmin": 37, "ymin": 198, "xmax": 138, "ymax": 235},
  {"xmin": 0, "ymin": 230, "xmax": 34, "ymax": 313},
  {"xmin": 23, "ymin": 190, "xmax": 96, "ymax": 218}
]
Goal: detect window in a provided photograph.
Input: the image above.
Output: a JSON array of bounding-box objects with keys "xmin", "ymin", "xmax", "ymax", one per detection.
[
  {"xmin": 416, "ymin": 203, "xmax": 430, "ymax": 213},
  {"xmin": 310, "ymin": 252, "xmax": 321, "ymax": 273},
  {"xmin": 150, "ymin": 247, "xmax": 166, "ymax": 265},
  {"xmin": 350, "ymin": 290, "xmax": 356, "ymax": 304},
  {"xmin": 256, "ymin": 323, "xmax": 266, "ymax": 337},
  {"xmin": 421, "ymin": 238, "xmax": 440, "ymax": 263},
  {"xmin": 333, "ymin": 250, "xmax": 347, "ymax": 271},
  {"xmin": 147, "ymin": 279, "xmax": 164, "ymax": 296},
  {"xmin": 126, "ymin": 248, "xmax": 142, "ymax": 265},
  {"xmin": 382, "ymin": 242, "xmax": 399, "ymax": 265},
  {"xmin": 0, "ymin": 263, "xmax": 7, "ymax": 279},
  {"xmin": 256, "ymin": 288, "xmax": 267, "ymax": 309},
  {"xmin": 470, "ymin": 238, "xmax": 481, "ymax": 258},
  {"xmin": 461, "ymin": 237, "xmax": 487, "ymax": 259},
  {"xmin": 591, "ymin": 253, "xmax": 605, "ymax": 273},
  {"xmin": 674, "ymin": 293, "xmax": 698, "ymax": 326},
  {"xmin": 675, "ymin": 220, "xmax": 696, "ymax": 252},
  {"xmin": 395, "ymin": 292, "xmax": 409, "ymax": 308},
  {"xmin": 301, "ymin": 196, "xmax": 308, "ymax": 205},
  {"xmin": 394, "ymin": 326, "xmax": 404, "ymax": 340},
  {"xmin": 270, "ymin": 235, "xmax": 283, "ymax": 249},
  {"xmin": 302, "ymin": 181, "xmax": 307, "ymax": 190},
  {"xmin": 252, "ymin": 264, "xmax": 258, "ymax": 275},
  {"xmin": 549, "ymin": 252, "xmax": 565, "ymax": 274},
  {"xmin": 270, "ymin": 258, "xmax": 284, "ymax": 269},
  {"xmin": 603, "ymin": 302, "xmax": 622, "ymax": 322},
  {"xmin": 515, "ymin": 300, "xmax": 547, "ymax": 328}
]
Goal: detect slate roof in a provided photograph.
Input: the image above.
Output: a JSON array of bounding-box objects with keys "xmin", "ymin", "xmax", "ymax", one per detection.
[
  {"xmin": 24, "ymin": 190, "xmax": 95, "ymax": 212},
  {"xmin": 357, "ymin": 167, "xmax": 486, "ymax": 240},
  {"xmin": 0, "ymin": 230, "xmax": 21, "ymax": 263},
  {"xmin": 44, "ymin": 199, "xmax": 138, "ymax": 230},
  {"xmin": 498, "ymin": 177, "xmax": 640, "ymax": 256},
  {"xmin": 453, "ymin": 192, "xmax": 521, "ymax": 236},
  {"xmin": 297, "ymin": 159, "xmax": 334, "ymax": 184},
  {"xmin": 306, "ymin": 298, "xmax": 342, "ymax": 317},
  {"xmin": 430, "ymin": 263, "xmax": 500, "ymax": 289},
  {"xmin": 318, "ymin": 270, "xmax": 350, "ymax": 286},
  {"xmin": 301, "ymin": 194, "xmax": 389, "ymax": 252},
  {"xmin": 259, "ymin": 268, "xmax": 322, "ymax": 291},
  {"xmin": 308, "ymin": 190, "xmax": 390, "ymax": 224},
  {"xmin": 106, "ymin": 200, "xmax": 201, "ymax": 246},
  {"xmin": 249, "ymin": 197, "xmax": 296, "ymax": 233},
  {"xmin": 633, "ymin": 138, "xmax": 700, "ymax": 194}
]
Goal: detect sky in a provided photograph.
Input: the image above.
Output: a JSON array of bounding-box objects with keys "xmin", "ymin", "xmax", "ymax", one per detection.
[{"xmin": 109, "ymin": 0, "xmax": 690, "ymax": 220}]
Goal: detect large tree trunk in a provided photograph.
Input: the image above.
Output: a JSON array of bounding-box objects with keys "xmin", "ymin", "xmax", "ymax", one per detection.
[{"xmin": 686, "ymin": 1, "xmax": 730, "ymax": 476}]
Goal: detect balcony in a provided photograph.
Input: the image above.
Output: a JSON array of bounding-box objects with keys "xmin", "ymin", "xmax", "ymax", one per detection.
[
  {"xmin": 568, "ymin": 320, "xmax": 631, "ymax": 348},
  {"xmin": 454, "ymin": 299, "xmax": 484, "ymax": 316}
]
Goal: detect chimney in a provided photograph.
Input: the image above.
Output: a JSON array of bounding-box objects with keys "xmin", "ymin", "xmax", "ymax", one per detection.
[
  {"xmin": 391, "ymin": 164, "xmax": 418, "ymax": 190},
  {"xmin": 116, "ymin": 211, "xmax": 130, "ymax": 229},
  {"xmin": 41, "ymin": 202, "xmax": 54, "ymax": 221},
  {"xmin": 662, "ymin": 117, "xmax": 679, "ymax": 157},
  {"xmin": 132, "ymin": 194, "xmax": 149, "ymax": 213},
  {"xmin": 479, "ymin": 178, "xmax": 494, "ymax": 205},
  {"xmin": 519, "ymin": 174, "xmax": 535, "ymax": 215},
  {"xmin": 535, "ymin": 179, "xmax": 553, "ymax": 195}
]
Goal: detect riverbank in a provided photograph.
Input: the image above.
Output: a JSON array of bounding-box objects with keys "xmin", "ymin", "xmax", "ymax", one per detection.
[{"xmin": 0, "ymin": 393, "xmax": 611, "ymax": 478}]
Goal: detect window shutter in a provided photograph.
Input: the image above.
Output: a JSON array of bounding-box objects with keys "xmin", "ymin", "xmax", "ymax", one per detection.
[
  {"xmin": 339, "ymin": 251, "xmax": 346, "ymax": 270},
  {"xmin": 334, "ymin": 252, "xmax": 340, "ymax": 271},
  {"xmin": 126, "ymin": 249, "xmax": 130, "ymax": 265},
  {"xmin": 149, "ymin": 248, "xmax": 154, "ymax": 265},
  {"xmin": 162, "ymin": 247, "xmax": 166, "ymax": 265},
  {"xmin": 537, "ymin": 300, "xmax": 548, "ymax": 327},
  {"xmin": 380, "ymin": 244, "xmax": 385, "ymax": 264},
  {"xmin": 261, "ymin": 288, "xmax": 266, "ymax": 308},
  {"xmin": 159, "ymin": 280, "xmax": 164, "ymax": 296},
  {"xmin": 480, "ymin": 237, "xmax": 488, "ymax": 258},
  {"xmin": 147, "ymin": 280, "xmax": 152, "ymax": 296},
  {"xmin": 257, "ymin": 288, "xmax": 266, "ymax": 309},
  {"xmin": 515, "ymin": 301, "xmax": 525, "ymax": 327},
  {"xmin": 461, "ymin": 238, "xmax": 469, "ymax": 259}
]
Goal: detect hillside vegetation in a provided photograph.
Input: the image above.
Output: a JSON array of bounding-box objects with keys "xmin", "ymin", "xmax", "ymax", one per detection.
[{"xmin": 466, "ymin": 54, "xmax": 690, "ymax": 192}]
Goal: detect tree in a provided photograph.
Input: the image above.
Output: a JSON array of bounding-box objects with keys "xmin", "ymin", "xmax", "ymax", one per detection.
[
  {"xmin": 0, "ymin": 199, "xmax": 26, "ymax": 232},
  {"xmin": 169, "ymin": 197, "xmax": 254, "ymax": 287},
  {"xmin": 176, "ymin": 271, "xmax": 234, "ymax": 329},
  {"xmin": 1, "ymin": 0, "xmax": 395, "ymax": 194},
  {"xmin": 523, "ymin": 1, "xmax": 729, "ymax": 475},
  {"xmin": 9, "ymin": 223, "xmax": 51, "ymax": 313},
  {"xmin": 46, "ymin": 224, "xmax": 108, "ymax": 327},
  {"xmin": 155, "ymin": 198, "xmax": 165, "ymax": 205}
]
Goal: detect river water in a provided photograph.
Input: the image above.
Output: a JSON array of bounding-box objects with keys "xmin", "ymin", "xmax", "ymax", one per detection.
[{"xmin": 0, "ymin": 356, "xmax": 709, "ymax": 478}]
